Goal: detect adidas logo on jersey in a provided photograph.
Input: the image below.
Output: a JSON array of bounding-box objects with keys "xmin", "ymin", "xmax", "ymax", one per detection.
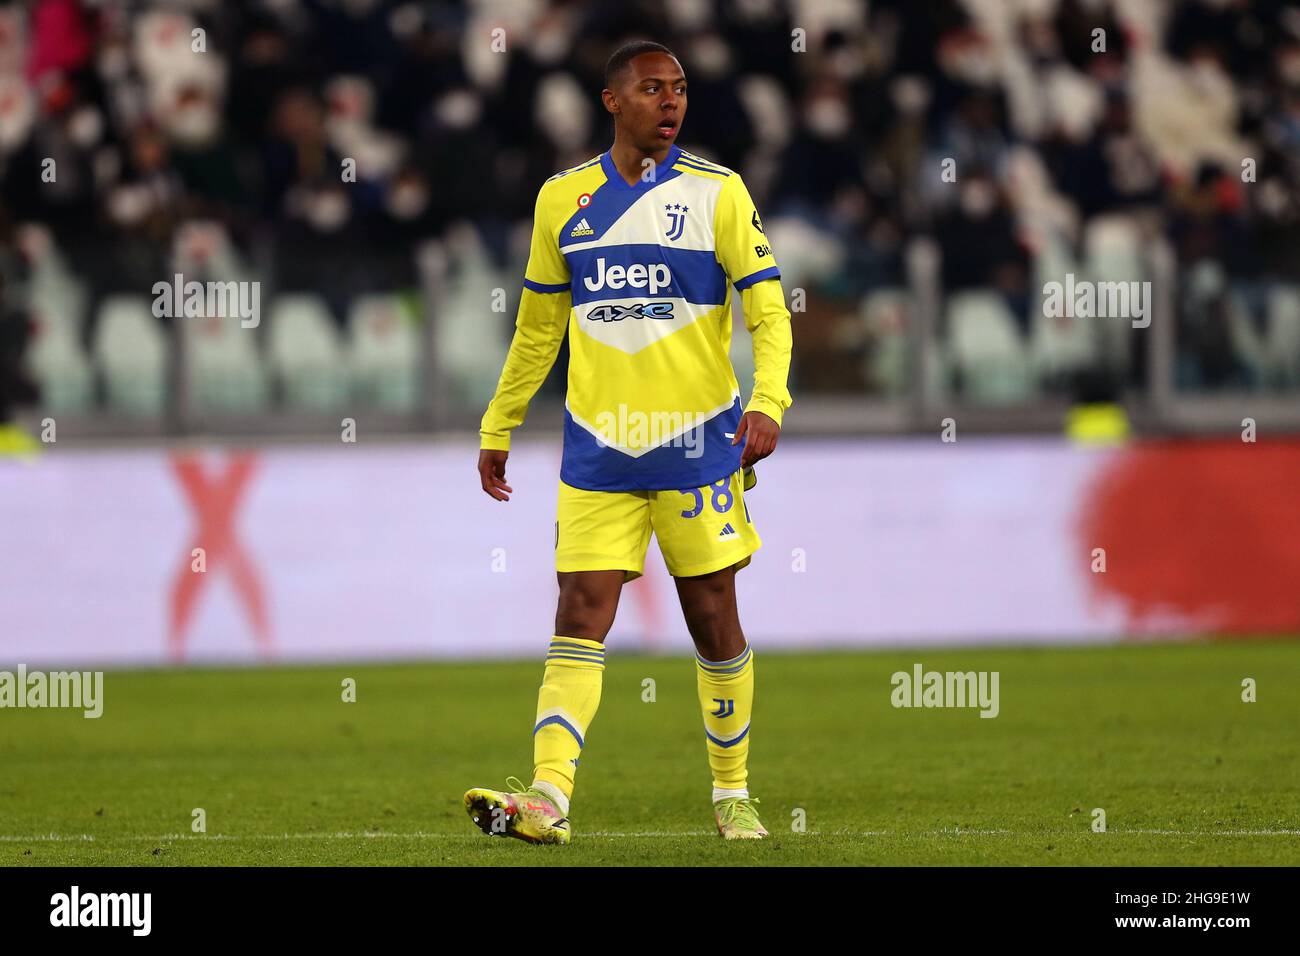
[
  {"xmin": 569, "ymin": 217, "xmax": 594, "ymax": 238},
  {"xmin": 718, "ymin": 523, "xmax": 737, "ymax": 539}
]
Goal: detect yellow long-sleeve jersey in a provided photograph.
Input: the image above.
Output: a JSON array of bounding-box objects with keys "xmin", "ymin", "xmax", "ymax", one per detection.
[{"xmin": 480, "ymin": 145, "xmax": 793, "ymax": 491}]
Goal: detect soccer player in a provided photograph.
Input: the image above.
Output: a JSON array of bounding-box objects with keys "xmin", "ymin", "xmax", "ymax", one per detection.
[{"xmin": 464, "ymin": 40, "xmax": 792, "ymax": 843}]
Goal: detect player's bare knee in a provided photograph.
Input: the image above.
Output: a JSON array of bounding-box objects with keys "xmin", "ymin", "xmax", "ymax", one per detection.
[
  {"xmin": 555, "ymin": 579, "xmax": 618, "ymax": 641},
  {"xmin": 554, "ymin": 611, "xmax": 611, "ymax": 642},
  {"xmin": 554, "ymin": 604, "xmax": 613, "ymax": 641}
]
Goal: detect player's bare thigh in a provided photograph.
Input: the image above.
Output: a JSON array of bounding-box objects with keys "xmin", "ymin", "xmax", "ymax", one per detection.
[{"xmin": 555, "ymin": 570, "xmax": 626, "ymax": 642}]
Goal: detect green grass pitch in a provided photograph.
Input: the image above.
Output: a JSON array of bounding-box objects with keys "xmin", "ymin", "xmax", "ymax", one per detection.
[{"xmin": 3, "ymin": 641, "xmax": 1298, "ymax": 866}]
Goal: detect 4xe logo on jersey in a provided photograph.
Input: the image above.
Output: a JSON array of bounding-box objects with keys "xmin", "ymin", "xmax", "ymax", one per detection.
[
  {"xmin": 588, "ymin": 302, "xmax": 674, "ymax": 322},
  {"xmin": 583, "ymin": 257, "xmax": 673, "ymax": 295}
]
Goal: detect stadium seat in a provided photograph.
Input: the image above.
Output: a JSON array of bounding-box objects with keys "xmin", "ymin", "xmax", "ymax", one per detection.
[
  {"xmin": 167, "ymin": 223, "xmax": 270, "ymax": 413},
  {"xmin": 1265, "ymin": 285, "xmax": 1300, "ymax": 388},
  {"xmin": 347, "ymin": 293, "xmax": 422, "ymax": 411},
  {"xmin": 186, "ymin": 311, "xmax": 270, "ymax": 414},
  {"xmin": 25, "ymin": 318, "xmax": 94, "ymax": 414},
  {"xmin": 437, "ymin": 226, "xmax": 513, "ymax": 409},
  {"xmin": 1082, "ymin": 215, "xmax": 1144, "ymax": 376},
  {"xmin": 20, "ymin": 230, "xmax": 94, "ymax": 412},
  {"xmin": 20, "ymin": 225, "xmax": 89, "ymax": 342},
  {"xmin": 945, "ymin": 290, "xmax": 1035, "ymax": 404},
  {"xmin": 862, "ymin": 289, "xmax": 910, "ymax": 396},
  {"xmin": 92, "ymin": 296, "xmax": 168, "ymax": 415},
  {"xmin": 1223, "ymin": 287, "xmax": 1267, "ymax": 385},
  {"xmin": 267, "ymin": 294, "xmax": 349, "ymax": 410},
  {"xmin": 1185, "ymin": 263, "xmax": 1267, "ymax": 388},
  {"xmin": 1030, "ymin": 236, "xmax": 1096, "ymax": 381}
]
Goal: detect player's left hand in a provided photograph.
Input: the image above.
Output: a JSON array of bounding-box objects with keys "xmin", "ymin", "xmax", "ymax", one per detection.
[{"xmin": 732, "ymin": 411, "xmax": 780, "ymax": 469}]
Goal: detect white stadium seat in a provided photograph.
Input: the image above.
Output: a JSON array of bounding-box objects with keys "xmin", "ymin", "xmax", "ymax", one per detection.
[
  {"xmin": 437, "ymin": 226, "xmax": 513, "ymax": 409},
  {"xmin": 946, "ymin": 290, "xmax": 1035, "ymax": 404},
  {"xmin": 25, "ymin": 317, "xmax": 94, "ymax": 413},
  {"xmin": 1265, "ymin": 285, "xmax": 1300, "ymax": 388},
  {"xmin": 267, "ymin": 294, "xmax": 349, "ymax": 410},
  {"xmin": 347, "ymin": 294, "xmax": 421, "ymax": 411},
  {"xmin": 862, "ymin": 288, "xmax": 910, "ymax": 396},
  {"xmin": 186, "ymin": 310, "xmax": 270, "ymax": 413},
  {"xmin": 1031, "ymin": 235, "xmax": 1097, "ymax": 380},
  {"xmin": 1083, "ymin": 215, "xmax": 1144, "ymax": 375},
  {"xmin": 92, "ymin": 295, "xmax": 168, "ymax": 415}
]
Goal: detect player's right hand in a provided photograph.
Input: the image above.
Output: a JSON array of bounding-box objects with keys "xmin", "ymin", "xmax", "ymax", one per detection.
[{"xmin": 478, "ymin": 449, "xmax": 513, "ymax": 501}]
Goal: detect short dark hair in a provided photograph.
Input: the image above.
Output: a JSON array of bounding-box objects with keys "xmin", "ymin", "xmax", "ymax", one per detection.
[{"xmin": 604, "ymin": 40, "xmax": 678, "ymax": 89}]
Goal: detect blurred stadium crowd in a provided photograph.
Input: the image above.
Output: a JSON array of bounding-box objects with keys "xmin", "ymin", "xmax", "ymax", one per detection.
[{"xmin": 1, "ymin": 0, "xmax": 1299, "ymax": 433}]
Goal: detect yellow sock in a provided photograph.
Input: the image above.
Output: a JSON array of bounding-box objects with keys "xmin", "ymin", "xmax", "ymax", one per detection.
[
  {"xmin": 533, "ymin": 636, "xmax": 605, "ymax": 801},
  {"xmin": 696, "ymin": 645, "xmax": 754, "ymax": 794}
]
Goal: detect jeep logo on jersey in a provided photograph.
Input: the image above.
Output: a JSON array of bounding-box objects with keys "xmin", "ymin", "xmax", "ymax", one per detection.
[
  {"xmin": 583, "ymin": 258, "xmax": 672, "ymax": 295},
  {"xmin": 587, "ymin": 302, "xmax": 675, "ymax": 322}
]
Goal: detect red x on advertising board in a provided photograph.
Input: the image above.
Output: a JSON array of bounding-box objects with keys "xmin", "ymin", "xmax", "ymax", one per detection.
[{"xmin": 168, "ymin": 453, "xmax": 271, "ymax": 662}]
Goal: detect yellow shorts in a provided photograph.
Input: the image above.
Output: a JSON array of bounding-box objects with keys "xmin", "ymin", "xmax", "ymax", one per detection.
[{"xmin": 555, "ymin": 469, "xmax": 761, "ymax": 579}]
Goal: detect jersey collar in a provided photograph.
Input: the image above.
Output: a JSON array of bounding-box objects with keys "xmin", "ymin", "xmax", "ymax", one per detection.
[{"xmin": 600, "ymin": 144, "xmax": 682, "ymax": 191}]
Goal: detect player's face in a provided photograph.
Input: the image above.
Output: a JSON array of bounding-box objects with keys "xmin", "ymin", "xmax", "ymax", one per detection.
[{"xmin": 611, "ymin": 53, "xmax": 687, "ymax": 150}]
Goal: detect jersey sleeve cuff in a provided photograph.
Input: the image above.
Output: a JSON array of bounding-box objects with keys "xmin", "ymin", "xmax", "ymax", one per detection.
[
  {"xmin": 733, "ymin": 266, "xmax": 781, "ymax": 291},
  {"xmin": 480, "ymin": 433, "xmax": 512, "ymax": 452},
  {"xmin": 523, "ymin": 278, "xmax": 569, "ymax": 294},
  {"xmin": 744, "ymin": 396, "xmax": 787, "ymax": 427}
]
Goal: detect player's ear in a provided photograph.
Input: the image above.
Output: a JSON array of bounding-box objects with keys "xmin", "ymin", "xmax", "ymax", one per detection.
[{"xmin": 601, "ymin": 88, "xmax": 619, "ymax": 116}]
